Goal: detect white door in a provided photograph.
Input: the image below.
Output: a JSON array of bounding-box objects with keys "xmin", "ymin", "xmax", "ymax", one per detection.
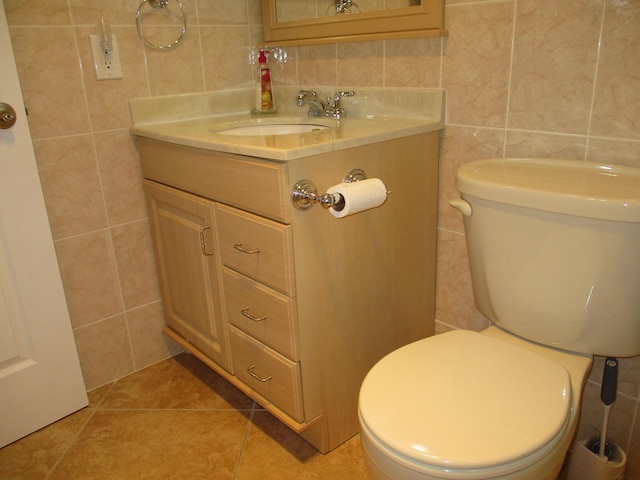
[{"xmin": 0, "ymin": 1, "xmax": 87, "ymax": 447}]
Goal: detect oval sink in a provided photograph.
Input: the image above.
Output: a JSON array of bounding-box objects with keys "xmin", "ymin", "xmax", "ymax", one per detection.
[{"xmin": 216, "ymin": 124, "xmax": 331, "ymax": 136}]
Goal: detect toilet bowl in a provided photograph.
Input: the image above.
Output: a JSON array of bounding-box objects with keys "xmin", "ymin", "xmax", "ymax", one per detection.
[
  {"xmin": 358, "ymin": 159, "xmax": 640, "ymax": 480},
  {"xmin": 359, "ymin": 327, "xmax": 592, "ymax": 480}
]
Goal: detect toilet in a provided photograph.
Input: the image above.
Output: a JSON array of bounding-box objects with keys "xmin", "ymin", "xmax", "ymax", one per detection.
[{"xmin": 358, "ymin": 158, "xmax": 640, "ymax": 480}]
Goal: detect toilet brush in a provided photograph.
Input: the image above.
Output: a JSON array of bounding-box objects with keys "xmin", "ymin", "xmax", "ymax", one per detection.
[{"xmin": 592, "ymin": 357, "xmax": 618, "ymax": 459}]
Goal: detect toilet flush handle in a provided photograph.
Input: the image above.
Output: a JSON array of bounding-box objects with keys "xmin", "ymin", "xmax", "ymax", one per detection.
[{"xmin": 449, "ymin": 198, "xmax": 472, "ymax": 216}]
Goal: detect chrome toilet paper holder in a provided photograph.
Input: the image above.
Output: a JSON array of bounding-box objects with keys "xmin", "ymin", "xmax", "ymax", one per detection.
[{"xmin": 291, "ymin": 168, "xmax": 367, "ymax": 211}]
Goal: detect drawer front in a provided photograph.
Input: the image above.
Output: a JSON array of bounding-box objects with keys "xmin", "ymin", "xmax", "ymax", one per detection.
[
  {"xmin": 137, "ymin": 138, "xmax": 289, "ymax": 223},
  {"xmin": 217, "ymin": 204, "xmax": 294, "ymax": 295},
  {"xmin": 229, "ymin": 326, "xmax": 303, "ymax": 422},
  {"xmin": 223, "ymin": 267, "xmax": 298, "ymax": 360}
]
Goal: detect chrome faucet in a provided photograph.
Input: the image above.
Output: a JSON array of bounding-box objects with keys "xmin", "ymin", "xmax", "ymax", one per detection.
[{"xmin": 296, "ymin": 90, "xmax": 355, "ymax": 119}]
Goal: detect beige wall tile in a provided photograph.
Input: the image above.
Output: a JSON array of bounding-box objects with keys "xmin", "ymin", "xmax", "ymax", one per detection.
[
  {"xmin": 508, "ymin": 0, "xmax": 602, "ymax": 134},
  {"xmin": 201, "ymin": 26, "xmax": 253, "ymax": 90},
  {"xmin": 628, "ymin": 418, "xmax": 640, "ymax": 480},
  {"xmin": 587, "ymin": 138, "xmax": 640, "ymax": 168},
  {"xmin": 9, "ymin": 26, "xmax": 89, "ymax": 139},
  {"xmin": 197, "ymin": 0, "xmax": 248, "ymax": 24},
  {"xmin": 505, "ymin": 131, "xmax": 587, "ymax": 160},
  {"xmin": 247, "ymin": 0, "xmax": 264, "ymax": 25},
  {"xmin": 3, "ymin": 0, "xmax": 71, "ymax": 25},
  {"xmin": 126, "ymin": 301, "xmax": 181, "ymax": 370},
  {"xmin": 337, "ymin": 41, "xmax": 384, "ymax": 87},
  {"xmin": 94, "ymin": 129, "xmax": 148, "ymax": 226},
  {"xmin": 33, "ymin": 135, "xmax": 107, "ymax": 239},
  {"xmin": 69, "ymin": 0, "xmax": 153, "ymax": 26},
  {"xmin": 435, "ymin": 229, "xmax": 491, "ymax": 332},
  {"xmin": 384, "ymin": 36, "xmax": 442, "ymax": 88},
  {"xmin": 54, "ymin": 231, "xmax": 122, "ymax": 327},
  {"xmin": 110, "ymin": 220, "xmax": 161, "ymax": 310},
  {"xmin": 590, "ymin": 0, "xmax": 640, "ymax": 141},
  {"xmin": 298, "ymin": 44, "xmax": 338, "ymax": 87},
  {"xmin": 442, "ymin": 1, "xmax": 514, "ymax": 127},
  {"xmin": 144, "ymin": 26, "xmax": 206, "ymax": 96},
  {"xmin": 73, "ymin": 315, "xmax": 135, "ymax": 390}
]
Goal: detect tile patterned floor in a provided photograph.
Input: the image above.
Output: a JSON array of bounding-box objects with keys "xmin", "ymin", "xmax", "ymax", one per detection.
[{"xmin": 0, "ymin": 354, "xmax": 372, "ymax": 480}]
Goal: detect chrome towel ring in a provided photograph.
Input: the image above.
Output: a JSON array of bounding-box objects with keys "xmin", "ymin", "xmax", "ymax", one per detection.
[{"xmin": 136, "ymin": 0, "xmax": 187, "ymax": 50}]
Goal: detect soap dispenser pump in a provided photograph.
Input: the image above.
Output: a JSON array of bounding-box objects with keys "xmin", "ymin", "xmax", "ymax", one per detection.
[{"xmin": 254, "ymin": 50, "xmax": 276, "ymax": 114}]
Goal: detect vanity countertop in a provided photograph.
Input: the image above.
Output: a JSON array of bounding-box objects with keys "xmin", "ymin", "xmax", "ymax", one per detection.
[{"xmin": 129, "ymin": 87, "xmax": 445, "ymax": 161}]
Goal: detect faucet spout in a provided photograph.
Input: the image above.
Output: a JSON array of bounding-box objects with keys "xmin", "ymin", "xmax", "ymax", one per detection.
[{"xmin": 296, "ymin": 89, "xmax": 356, "ymax": 118}]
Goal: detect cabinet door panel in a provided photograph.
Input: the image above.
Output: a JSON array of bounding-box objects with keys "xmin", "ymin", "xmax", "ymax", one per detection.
[{"xmin": 144, "ymin": 180, "xmax": 230, "ymax": 371}]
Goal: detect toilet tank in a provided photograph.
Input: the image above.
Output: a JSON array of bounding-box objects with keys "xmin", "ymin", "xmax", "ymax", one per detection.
[{"xmin": 454, "ymin": 158, "xmax": 640, "ymax": 357}]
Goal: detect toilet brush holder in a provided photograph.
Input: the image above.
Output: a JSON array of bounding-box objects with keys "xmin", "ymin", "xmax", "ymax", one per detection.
[{"xmin": 564, "ymin": 436, "xmax": 626, "ymax": 480}]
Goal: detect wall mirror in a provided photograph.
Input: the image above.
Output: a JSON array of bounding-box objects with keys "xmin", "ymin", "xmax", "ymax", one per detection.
[{"xmin": 261, "ymin": 0, "xmax": 446, "ymax": 45}]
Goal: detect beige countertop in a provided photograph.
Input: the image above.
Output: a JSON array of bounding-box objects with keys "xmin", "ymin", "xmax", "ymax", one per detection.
[{"xmin": 129, "ymin": 87, "xmax": 445, "ymax": 161}]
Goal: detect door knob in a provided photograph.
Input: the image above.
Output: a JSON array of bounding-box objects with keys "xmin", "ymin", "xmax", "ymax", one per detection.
[{"xmin": 0, "ymin": 103, "xmax": 17, "ymax": 129}]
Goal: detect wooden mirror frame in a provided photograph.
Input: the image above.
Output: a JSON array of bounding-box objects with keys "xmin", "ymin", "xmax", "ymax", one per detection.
[{"xmin": 261, "ymin": 0, "xmax": 446, "ymax": 46}]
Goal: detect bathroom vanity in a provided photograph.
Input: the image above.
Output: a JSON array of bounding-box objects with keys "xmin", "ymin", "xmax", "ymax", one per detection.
[{"xmin": 131, "ymin": 87, "xmax": 444, "ymax": 452}]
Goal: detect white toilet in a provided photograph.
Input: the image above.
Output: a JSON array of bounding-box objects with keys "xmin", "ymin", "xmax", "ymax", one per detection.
[{"xmin": 358, "ymin": 158, "xmax": 640, "ymax": 480}]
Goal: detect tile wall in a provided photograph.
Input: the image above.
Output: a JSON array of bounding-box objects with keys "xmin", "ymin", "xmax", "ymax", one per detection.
[{"xmin": 4, "ymin": 0, "xmax": 640, "ymax": 475}]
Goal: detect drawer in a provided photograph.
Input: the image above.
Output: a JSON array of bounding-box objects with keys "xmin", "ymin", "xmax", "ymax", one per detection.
[
  {"xmin": 217, "ymin": 204, "xmax": 294, "ymax": 295},
  {"xmin": 229, "ymin": 326, "xmax": 304, "ymax": 422},
  {"xmin": 223, "ymin": 267, "xmax": 298, "ymax": 360},
  {"xmin": 137, "ymin": 138, "xmax": 289, "ymax": 223}
]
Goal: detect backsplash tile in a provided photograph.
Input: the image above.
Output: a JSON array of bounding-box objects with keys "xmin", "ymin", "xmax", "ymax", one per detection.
[{"xmin": 5, "ymin": 0, "xmax": 640, "ymax": 472}]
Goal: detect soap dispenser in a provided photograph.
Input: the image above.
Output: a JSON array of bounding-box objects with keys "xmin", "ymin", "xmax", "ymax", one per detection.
[{"xmin": 254, "ymin": 50, "xmax": 276, "ymax": 114}]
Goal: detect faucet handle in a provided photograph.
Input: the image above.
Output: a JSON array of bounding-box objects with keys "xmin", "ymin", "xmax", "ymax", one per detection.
[
  {"xmin": 335, "ymin": 90, "xmax": 355, "ymax": 100},
  {"xmin": 296, "ymin": 90, "xmax": 317, "ymax": 106},
  {"xmin": 331, "ymin": 91, "xmax": 355, "ymax": 119}
]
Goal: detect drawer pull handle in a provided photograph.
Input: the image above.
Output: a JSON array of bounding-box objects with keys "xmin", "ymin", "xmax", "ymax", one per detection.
[
  {"xmin": 199, "ymin": 226, "xmax": 213, "ymax": 256},
  {"xmin": 233, "ymin": 243, "xmax": 260, "ymax": 254},
  {"xmin": 241, "ymin": 307, "xmax": 267, "ymax": 322},
  {"xmin": 247, "ymin": 365, "xmax": 272, "ymax": 382}
]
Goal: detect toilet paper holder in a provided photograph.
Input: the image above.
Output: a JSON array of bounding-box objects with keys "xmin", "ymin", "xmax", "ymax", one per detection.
[{"xmin": 291, "ymin": 168, "xmax": 368, "ymax": 211}]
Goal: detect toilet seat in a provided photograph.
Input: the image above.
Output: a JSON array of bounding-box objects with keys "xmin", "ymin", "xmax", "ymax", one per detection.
[{"xmin": 359, "ymin": 330, "xmax": 572, "ymax": 476}]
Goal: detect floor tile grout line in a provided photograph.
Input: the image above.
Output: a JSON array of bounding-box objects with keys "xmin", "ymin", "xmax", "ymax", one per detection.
[
  {"xmin": 232, "ymin": 401, "xmax": 258, "ymax": 480},
  {"xmin": 44, "ymin": 406, "xmax": 98, "ymax": 480},
  {"xmin": 44, "ymin": 381, "xmax": 119, "ymax": 478}
]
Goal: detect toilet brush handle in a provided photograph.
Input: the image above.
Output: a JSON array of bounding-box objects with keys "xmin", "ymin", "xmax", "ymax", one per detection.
[
  {"xmin": 598, "ymin": 357, "xmax": 618, "ymax": 459},
  {"xmin": 601, "ymin": 357, "xmax": 618, "ymax": 406}
]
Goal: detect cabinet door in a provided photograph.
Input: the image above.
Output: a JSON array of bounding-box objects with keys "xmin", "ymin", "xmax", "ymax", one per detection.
[{"xmin": 144, "ymin": 180, "xmax": 230, "ymax": 371}]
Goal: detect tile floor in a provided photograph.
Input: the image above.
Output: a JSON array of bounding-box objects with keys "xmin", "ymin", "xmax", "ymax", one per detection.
[{"xmin": 0, "ymin": 353, "xmax": 372, "ymax": 480}]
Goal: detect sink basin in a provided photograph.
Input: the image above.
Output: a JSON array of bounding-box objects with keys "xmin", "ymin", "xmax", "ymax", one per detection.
[{"xmin": 216, "ymin": 123, "xmax": 331, "ymax": 136}]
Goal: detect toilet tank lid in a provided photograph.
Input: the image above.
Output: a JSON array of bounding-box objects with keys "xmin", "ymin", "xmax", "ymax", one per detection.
[{"xmin": 456, "ymin": 158, "xmax": 640, "ymax": 222}]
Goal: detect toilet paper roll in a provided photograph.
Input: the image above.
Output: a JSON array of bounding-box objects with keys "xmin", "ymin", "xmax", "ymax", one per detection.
[{"xmin": 326, "ymin": 178, "xmax": 387, "ymax": 219}]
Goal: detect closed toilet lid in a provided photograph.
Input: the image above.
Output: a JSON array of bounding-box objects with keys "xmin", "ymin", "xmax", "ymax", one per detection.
[{"xmin": 359, "ymin": 330, "xmax": 571, "ymax": 471}]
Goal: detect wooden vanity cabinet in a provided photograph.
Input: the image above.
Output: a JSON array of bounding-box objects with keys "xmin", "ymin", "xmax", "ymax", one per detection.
[{"xmin": 138, "ymin": 131, "xmax": 439, "ymax": 453}]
